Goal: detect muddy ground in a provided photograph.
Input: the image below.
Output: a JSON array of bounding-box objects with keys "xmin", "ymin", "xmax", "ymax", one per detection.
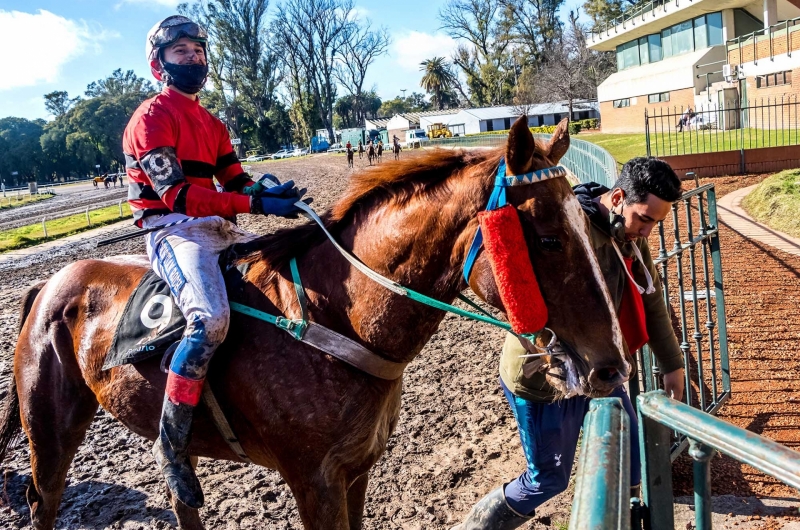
[{"xmin": 0, "ymin": 151, "xmax": 797, "ymax": 529}]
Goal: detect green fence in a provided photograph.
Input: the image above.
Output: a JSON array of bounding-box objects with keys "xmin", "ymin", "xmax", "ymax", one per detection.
[
  {"xmin": 572, "ymin": 392, "xmax": 800, "ymax": 530},
  {"xmin": 425, "ymin": 134, "xmax": 618, "ymax": 187}
]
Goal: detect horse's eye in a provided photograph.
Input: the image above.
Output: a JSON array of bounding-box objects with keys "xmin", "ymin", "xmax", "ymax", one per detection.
[{"xmin": 539, "ymin": 236, "xmax": 562, "ymax": 252}]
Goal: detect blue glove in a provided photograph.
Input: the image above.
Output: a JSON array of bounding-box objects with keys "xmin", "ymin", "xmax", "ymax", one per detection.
[{"xmin": 250, "ymin": 180, "xmax": 313, "ymax": 218}]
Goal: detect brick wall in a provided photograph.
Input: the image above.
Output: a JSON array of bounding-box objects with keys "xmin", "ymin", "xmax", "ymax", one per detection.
[
  {"xmin": 729, "ymin": 30, "xmax": 800, "ymax": 67},
  {"xmin": 741, "ymin": 67, "xmax": 800, "ymax": 129},
  {"xmin": 660, "ymin": 144, "xmax": 800, "ymax": 177},
  {"xmin": 600, "ymin": 87, "xmax": 695, "ymax": 133}
]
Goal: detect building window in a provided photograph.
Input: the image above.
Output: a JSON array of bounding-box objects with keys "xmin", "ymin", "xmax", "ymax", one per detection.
[
  {"xmin": 616, "ymin": 12, "xmax": 724, "ymax": 68},
  {"xmin": 756, "ymin": 71, "xmax": 792, "ymax": 88},
  {"xmin": 504, "ymin": 117, "xmax": 512, "ymax": 130},
  {"xmin": 553, "ymin": 113, "xmax": 562, "ymax": 123},
  {"xmin": 613, "ymin": 99, "xmax": 631, "ymax": 108},
  {"xmin": 648, "ymin": 92, "xmax": 670, "ymax": 103},
  {"xmin": 450, "ymin": 123, "xmax": 465, "ymax": 136},
  {"xmin": 485, "ymin": 120, "xmax": 494, "ymax": 132}
]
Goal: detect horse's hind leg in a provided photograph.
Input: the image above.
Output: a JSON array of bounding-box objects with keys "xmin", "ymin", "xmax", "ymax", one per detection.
[
  {"xmin": 166, "ymin": 456, "xmax": 204, "ymax": 530},
  {"xmin": 346, "ymin": 474, "xmax": 369, "ymax": 529},
  {"xmin": 16, "ymin": 344, "xmax": 98, "ymax": 529},
  {"xmin": 293, "ymin": 474, "xmax": 350, "ymax": 529}
]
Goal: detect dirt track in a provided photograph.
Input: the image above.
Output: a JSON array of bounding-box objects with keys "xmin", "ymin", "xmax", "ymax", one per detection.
[{"xmin": 0, "ymin": 153, "xmax": 797, "ymax": 529}]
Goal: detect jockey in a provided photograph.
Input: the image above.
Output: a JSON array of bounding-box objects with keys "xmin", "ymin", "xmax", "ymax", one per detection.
[
  {"xmin": 453, "ymin": 158, "xmax": 685, "ymax": 529},
  {"xmin": 123, "ymin": 15, "xmax": 309, "ymax": 509},
  {"xmin": 346, "ymin": 140, "xmax": 352, "ymax": 150}
]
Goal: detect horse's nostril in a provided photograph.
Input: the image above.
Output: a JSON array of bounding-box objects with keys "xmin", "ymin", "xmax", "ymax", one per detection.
[{"xmin": 597, "ymin": 367, "xmax": 617, "ymax": 382}]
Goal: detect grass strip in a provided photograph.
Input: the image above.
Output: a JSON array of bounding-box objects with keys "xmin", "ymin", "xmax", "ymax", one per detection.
[
  {"xmin": 741, "ymin": 169, "xmax": 800, "ymax": 239},
  {"xmin": 0, "ymin": 202, "xmax": 132, "ymax": 253},
  {"xmin": 0, "ymin": 193, "xmax": 53, "ymax": 211}
]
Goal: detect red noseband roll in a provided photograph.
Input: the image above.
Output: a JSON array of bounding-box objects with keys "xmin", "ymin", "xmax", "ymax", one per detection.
[{"xmin": 478, "ymin": 205, "xmax": 548, "ymax": 334}]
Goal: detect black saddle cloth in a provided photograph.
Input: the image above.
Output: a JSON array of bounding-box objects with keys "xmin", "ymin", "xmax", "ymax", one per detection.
[{"xmin": 102, "ymin": 242, "xmax": 257, "ymax": 370}]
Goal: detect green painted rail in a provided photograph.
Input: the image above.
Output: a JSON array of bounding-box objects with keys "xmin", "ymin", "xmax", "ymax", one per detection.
[
  {"xmin": 570, "ymin": 398, "xmax": 631, "ymax": 530},
  {"xmin": 638, "ymin": 391, "xmax": 800, "ymax": 530}
]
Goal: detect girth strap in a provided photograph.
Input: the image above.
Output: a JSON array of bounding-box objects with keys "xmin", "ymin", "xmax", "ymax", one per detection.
[{"xmin": 201, "ymin": 383, "xmax": 253, "ymax": 464}]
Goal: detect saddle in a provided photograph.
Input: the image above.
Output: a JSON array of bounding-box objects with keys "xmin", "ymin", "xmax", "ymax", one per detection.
[{"xmin": 103, "ymin": 242, "xmax": 260, "ymax": 371}]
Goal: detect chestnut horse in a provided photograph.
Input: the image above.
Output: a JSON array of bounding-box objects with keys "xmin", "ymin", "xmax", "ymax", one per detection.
[{"xmin": 0, "ymin": 118, "xmax": 629, "ymax": 530}]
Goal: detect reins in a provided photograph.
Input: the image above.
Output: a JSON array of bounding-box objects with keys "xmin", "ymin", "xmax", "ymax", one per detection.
[{"xmin": 230, "ymin": 159, "xmax": 569, "ymax": 350}]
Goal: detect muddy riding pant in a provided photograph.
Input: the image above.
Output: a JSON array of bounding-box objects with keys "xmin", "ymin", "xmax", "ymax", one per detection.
[
  {"xmin": 143, "ymin": 214, "xmax": 256, "ymax": 406},
  {"xmin": 499, "ymin": 379, "xmax": 641, "ymax": 515}
]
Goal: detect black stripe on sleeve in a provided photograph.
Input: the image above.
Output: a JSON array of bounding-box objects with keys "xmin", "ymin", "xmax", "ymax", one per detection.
[
  {"xmin": 181, "ymin": 160, "xmax": 216, "ymax": 179},
  {"xmin": 223, "ymin": 173, "xmax": 251, "ymax": 192},
  {"xmin": 215, "ymin": 151, "xmax": 240, "ymax": 172},
  {"xmin": 173, "ymin": 184, "xmax": 190, "ymax": 214}
]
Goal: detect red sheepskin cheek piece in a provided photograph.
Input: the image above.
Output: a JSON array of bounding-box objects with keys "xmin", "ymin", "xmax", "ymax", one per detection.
[{"xmin": 478, "ymin": 204, "xmax": 548, "ymax": 334}]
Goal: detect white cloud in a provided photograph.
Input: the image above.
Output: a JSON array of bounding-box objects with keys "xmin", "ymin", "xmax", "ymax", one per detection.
[
  {"xmin": 0, "ymin": 10, "xmax": 115, "ymax": 91},
  {"xmin": 393, "ymin": 31, "xmax": 458, "ymax": 73}
]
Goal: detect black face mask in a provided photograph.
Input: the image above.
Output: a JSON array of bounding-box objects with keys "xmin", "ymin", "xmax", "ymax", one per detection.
[{"xmin": 161, "ymin": 61, "xmax": 208, "ymax": 94}]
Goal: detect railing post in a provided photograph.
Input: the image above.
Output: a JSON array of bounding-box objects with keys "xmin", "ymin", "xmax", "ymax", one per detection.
[
  {"xmin": 638, "ymin": 394, "xmax": 675, "ymax": 530},
  {"xmin": 569, "ymin": 398, "xmax": 630, "ymax": 530},
  {"xmin": 645, "ymin": 109, "xmax": 651, "ymax": 158},
  {"xmin": 705, "ymin": 188, "xmax": 731, "ymax": 393},
  {"xmin": 86, "ymin": 207, "xmax": 91, "ymax": 227},
  {"xmin": 689, "ymin": 439, "xmax": 716, "ymax": 530}
]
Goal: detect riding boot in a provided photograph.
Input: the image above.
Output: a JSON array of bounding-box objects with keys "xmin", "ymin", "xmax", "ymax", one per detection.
[
  {"xmin": 450, "ymin": 486, "xmax": 532, "ymax": 530},
  {"xmin": 152, "ymin": 393, "xmax": 205, "ymax": 509}
]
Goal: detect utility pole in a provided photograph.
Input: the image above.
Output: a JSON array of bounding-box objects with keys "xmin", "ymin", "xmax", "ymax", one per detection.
[{"xmin": 400, "ymin": 89, "xmax": 407, "ymax": 99}]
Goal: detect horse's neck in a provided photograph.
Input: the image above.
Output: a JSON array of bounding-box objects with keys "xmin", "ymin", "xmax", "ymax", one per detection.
[{"xmin": 293, "ymin": 172, "xmax": 490, "ymax": 365}]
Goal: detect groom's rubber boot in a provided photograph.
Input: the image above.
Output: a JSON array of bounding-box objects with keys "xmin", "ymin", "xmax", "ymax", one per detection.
[
  {"xmin": 152, "ymin": 372, "xmax": 205, "ymax": 509},
  {"xmin": 450, "ymin": 486, "xmax": 532, "ymax": 530}
]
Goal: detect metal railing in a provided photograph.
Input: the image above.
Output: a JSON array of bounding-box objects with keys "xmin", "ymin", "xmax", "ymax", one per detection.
[
  {"xmin": 630, "ymin": 183, "xmax": 731, "ymax": 458},
  {"xmin": 572, "ymin": 391, "xmax": 800, "ymax": 530},
  {"xmin": 589, "ymin": 0, "xmax": 689, "ymax": 44},
  {"xmin": 645, "ymin": 97, "xmax": 800, "ymax": 158},
  {"xmin": 569, "ymin": 398, "xmax": 631, "ymax": 530},
  {"xmin": 726, "ymin": 16, "xmax": 800, "ymax": 65},
  {"xmin": 425, "ymin": 134, "xmax": 619, "ymax": 188},
  {"xmin": 638, "ymin": 391, "xmax": 800, "ymax": 530}
]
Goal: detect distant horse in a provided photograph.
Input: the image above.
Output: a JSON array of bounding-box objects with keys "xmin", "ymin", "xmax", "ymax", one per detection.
[
  {"xmin": 1, "ymin": 117, "xmax": 630, "ymax": 530},
  {"xmin": 393, "ymin": 142, "xmax": 401, "ymax": 160},
  {"xmin": 367, "ymin": 143, "xmax": 376, "ymax": 165},
  {"xmin": 357, "ymin": 142, "xmax": 364, "ymax": 159},
  {"xmin": 376, "ymin": 143, "xmax": 383, "ymax": 163},
  {"xmin": 346, "ymin": 147, "xmax": 354, "ymax": 168}
]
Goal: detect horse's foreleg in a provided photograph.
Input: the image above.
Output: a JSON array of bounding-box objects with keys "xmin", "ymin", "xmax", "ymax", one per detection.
[
  {"xmin": 293, "ymin": 474, "xmax": 350, "ymax": 530},
  {"xmin": 17, "ymin": 344, "xmax": 98, "ymax": 529},
  {"xmin": 346, "ymin": 474, "xmax": 369, "ymax": 530}
]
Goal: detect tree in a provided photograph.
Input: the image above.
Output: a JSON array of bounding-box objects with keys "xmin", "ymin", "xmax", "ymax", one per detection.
[
  {"xmin": 273, "ymin": 0, "xmax": 356, "ymax": 143},
  {"xmin": 43, "ymin": 91, "xmax": 80, "ymax": 118},
  {"xmin": 85, "ymin": 69, "xmax": 156, "ymax": 98},
  {"xmin": 582, "ymin": 0, "xmax": 632, "ymax": 30},
  {"xmin": 419, "ymin": 57, "xmax": 460, "ymax": 110},
  {"xmin": 180, "ymin": 0, "xmax": 287, "ymax": 153},
  {"xmin": 335, "ymin": 21, "xmax": 390, "ymax": 125},
  {"xmin": 0, "ymin": 118, "xmax": 45, "ymax": 184},
  {"xmin": 534, "ymin": 14, "xmax": 615, "ymax": 116}
]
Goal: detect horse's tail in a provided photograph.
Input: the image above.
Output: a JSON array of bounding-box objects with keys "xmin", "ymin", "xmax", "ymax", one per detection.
[{"xmin": 0, "ymin": 281, "xmax": 44, "ymax": 463}]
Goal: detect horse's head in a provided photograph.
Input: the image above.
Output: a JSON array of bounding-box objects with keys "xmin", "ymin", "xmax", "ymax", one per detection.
[{"xmin": 468, "ymin": 117, "xmax": 630, "ymax": 398}]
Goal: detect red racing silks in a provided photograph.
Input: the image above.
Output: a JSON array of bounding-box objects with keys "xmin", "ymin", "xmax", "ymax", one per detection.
[
  {"xmin": 166, "ymin": 371, "xmax": 204, "ymax": 407},
  {"xmin": 619, "ymin": 256, "xmax": 649, "ymax": 353},
  {"xmin": 478, "ymin": 205, "xmax": 548, "ymax": 334}
]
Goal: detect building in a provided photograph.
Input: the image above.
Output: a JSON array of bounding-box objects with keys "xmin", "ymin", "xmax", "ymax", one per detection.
[
  {"xmin": 589, "ymin": 0, "xmax": 800, "ymax": 133},
  {"xmin": 375, "ymin": 109, "xmax": 460, "ymax": 141},
  {"xmin": 418, "ymin": 102, "xmax": 599, "ymax": 136}
]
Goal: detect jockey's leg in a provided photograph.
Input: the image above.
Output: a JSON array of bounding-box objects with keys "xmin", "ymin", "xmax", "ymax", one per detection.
[
  {"xmin": 144, "ymin": 215, "xmax": 254, "ymax": 509},
  {"xmin": 452, "ymin": 378, "xmax": 586, "ymax": 529}
]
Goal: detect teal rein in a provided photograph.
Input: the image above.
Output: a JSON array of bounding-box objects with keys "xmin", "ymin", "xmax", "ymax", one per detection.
[{"xmin": 229, "ymin": 165, "xmax": 567, "ymax": 344}]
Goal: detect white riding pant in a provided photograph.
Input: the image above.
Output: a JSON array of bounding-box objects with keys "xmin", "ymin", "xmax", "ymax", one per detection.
[{"xmin": 143, "ymin": 213, "xmax": 256, "ymax": 379}]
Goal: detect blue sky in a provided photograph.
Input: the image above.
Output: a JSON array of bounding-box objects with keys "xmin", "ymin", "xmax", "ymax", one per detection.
[{"xmin": 0, "ymin": 0, "xmax": 586, "ymax": 121}]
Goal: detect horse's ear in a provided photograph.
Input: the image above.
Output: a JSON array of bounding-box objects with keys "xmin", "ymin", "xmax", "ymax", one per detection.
[
  {"xmin": 505, "ymin": 116, "xmax": 536, "ymax": 175},
  {"xmin": 546, "ymin": 118, "xmax": 571, "ymax": 164}
]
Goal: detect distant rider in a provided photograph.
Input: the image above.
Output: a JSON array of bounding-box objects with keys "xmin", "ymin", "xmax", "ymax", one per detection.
[{"xmin": 123, "ymin": 15, "xmax": 309, "ymax": 509}]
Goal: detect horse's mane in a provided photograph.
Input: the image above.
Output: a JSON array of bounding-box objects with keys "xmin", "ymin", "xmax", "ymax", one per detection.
[{"xmin": 241, "ymin": 148, "xmax": 501, "ymax": 271}]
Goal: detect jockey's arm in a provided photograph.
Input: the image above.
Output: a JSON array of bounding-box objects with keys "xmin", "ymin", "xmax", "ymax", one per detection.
[
  {"xmin": 141, "ymin": 146, "xmax": 252, "ymax": 218},
  {"xmin": 212, "ymin": 120, "xmax": 257, "ymax": 194}
]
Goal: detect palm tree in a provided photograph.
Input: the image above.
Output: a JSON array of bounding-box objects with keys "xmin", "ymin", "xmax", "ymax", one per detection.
[{"xmin": 419, "ymin": 57, "xmax": 459, "ymax": 110}]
